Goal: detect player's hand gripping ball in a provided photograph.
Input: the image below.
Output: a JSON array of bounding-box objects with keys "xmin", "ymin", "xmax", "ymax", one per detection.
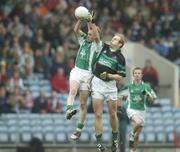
[{"xmin": 75, "ymin": 6, "xmax": 91, "ymax": 21}]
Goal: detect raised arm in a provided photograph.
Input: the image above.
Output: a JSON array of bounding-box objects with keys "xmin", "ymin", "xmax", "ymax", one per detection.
[
  {"xmin": 87, "ymin": 21, "xmax": 100, "ymax": 43},
  {"xmin": 73, "ymin": 19, "xmax": 84, "ymax": 37}
]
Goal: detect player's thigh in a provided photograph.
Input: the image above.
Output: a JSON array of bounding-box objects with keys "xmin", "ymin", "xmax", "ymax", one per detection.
[
  {"xmin": 131, "ymin": 114, "xmax": 143, "ymax": 125},
  {"xmin": 107, "ymin": 100, "xmax": 117, "ymax": 114},
  {"xmin": 70, "ymin": 68, "xmax": 91, "ymax": 90},
  {"xmin": 127, "ymin": 109, "xmax": 145, "ymax": 125},
  {"xmin": 79, "ymin": 90, "xmax": 90, "ymax": 104},
  {"xmin": 69, "ymin": 79, "xmax": 80, "ymax": 93}
]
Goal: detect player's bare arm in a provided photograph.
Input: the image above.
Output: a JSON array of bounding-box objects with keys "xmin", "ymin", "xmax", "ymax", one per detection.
[
  {"xmin": 73, "ymin": 20, "xmax": 84, "ymax": 37},
  {"xmin": 107, "ymin": 73, "xmax": 123, "ymax": 82}
]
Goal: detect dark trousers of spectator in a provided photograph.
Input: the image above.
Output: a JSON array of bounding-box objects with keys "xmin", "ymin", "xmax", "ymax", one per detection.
[{"xmin": 117, "ymin": 107, "xmax": 128, "ymax": 152}]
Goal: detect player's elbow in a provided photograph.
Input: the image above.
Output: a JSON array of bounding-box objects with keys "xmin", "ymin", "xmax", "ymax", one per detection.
[
  {"xmin": 116, "ymin": 75, "xmax": 123, "ymax": 82},
  {"xmin": 73, "ymin": 28, "xmax": 79, "ymax": 35}
]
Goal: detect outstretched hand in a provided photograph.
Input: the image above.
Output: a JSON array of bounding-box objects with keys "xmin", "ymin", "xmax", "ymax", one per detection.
[{"xmin": 84, "ymin": 11, "xmax": 95, "ymax": 22}]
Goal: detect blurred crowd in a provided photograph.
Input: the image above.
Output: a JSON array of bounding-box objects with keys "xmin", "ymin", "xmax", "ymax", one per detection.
[{"xmin": 0, "ymin": 0, "xmax": 179, "ymax": 113}]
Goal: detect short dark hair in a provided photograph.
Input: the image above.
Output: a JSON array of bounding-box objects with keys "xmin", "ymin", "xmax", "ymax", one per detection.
[
  {"xmin": 29, "ymin": 137, "xmax": 45, "ymax": 152},
  {"xmin": 133, "ymin": 67, "xmax": 142, "ymax": 74}
]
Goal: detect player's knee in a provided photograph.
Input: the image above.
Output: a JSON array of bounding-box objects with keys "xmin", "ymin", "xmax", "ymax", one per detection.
[
  {"xmin": 135, "ymin": 119, "xmax": 143, "ymax": 127},
  {"xmin": 95, "ymin": 112, "xmax": 102, "ymax": 120},
  {"xmin": 80, "ymin": 102, "xmax": 87, "ymax": 110},
  {"xmin": 138, "ymin": 121, "xmax": 143, "ymax": 127}
]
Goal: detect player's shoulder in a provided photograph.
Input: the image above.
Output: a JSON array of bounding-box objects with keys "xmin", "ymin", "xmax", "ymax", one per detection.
[
  {"xmin": 124, "ymin": 83, "xmax": 131, "ymax": 88},
  {"xmin": 118, "ymin": 53, "xmax": 126, "ymax": 64},
  {"xmin": 143, "ymin": 82, "xmax": 151, "ymax": 88},
  {"xmin": 103, "ymin": 42, "xmax": 109, "ymax": 48}
]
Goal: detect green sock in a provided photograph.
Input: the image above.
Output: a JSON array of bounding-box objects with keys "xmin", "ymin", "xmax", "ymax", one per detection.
[
  {"xmin": 96, "ymin": 134, "xmax": 102, "ymax": 144},
  {"xmin": 76, "ymin": 122, "xmax": 84, "ymax": 131},
  {"xmin": 112, "ymin": 131, "xmax": 118, "ymax": 141},
  {"xmin": 67, "ymin": 105, "xmax": 73, "ymax": 111}
]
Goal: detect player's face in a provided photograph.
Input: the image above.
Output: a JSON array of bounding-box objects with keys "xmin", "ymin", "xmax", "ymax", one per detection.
[
  {"xmin": 87, "ymin": 30, "xmax": 94, "ymax": 42},
  {"xmin": 133, "ymin": 69, "xmax": 143, "ymax": 81},
  {"xmin": 110, "ymin": 35, "xmax": 123, "ymax": 49}
]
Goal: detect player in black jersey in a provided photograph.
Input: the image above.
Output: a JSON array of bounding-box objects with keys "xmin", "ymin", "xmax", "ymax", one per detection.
[{"xmin": 91, "ymin": 33, "xmax": 126, "ymax": 152}]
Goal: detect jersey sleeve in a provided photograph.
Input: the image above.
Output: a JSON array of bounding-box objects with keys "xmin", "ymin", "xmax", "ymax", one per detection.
[
  {"xmin": 117, "ymin": 64, "xmax": 126, "ymax": 77},
  {"xmin": 96, "ymin": 41, "xmax": 103, "ymax": 53},
  {"xmin": 116, "ymin": 52, "xmax": 126, "ymax": 77},
  {"xmin": 91, "ymin": 41, "xmax": 103, "ymax": 53},
  {"xmin": 145, "ymin": 84, "xmax": 157, "ymax": 99}
]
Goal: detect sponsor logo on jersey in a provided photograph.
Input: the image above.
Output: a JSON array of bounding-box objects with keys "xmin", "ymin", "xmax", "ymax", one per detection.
[
  {"xmin": 133, "ymin": 95, "xmax": 142, "ymax": 102},
  {"xmin": 99, "ymin": 58, "xmax": 112, "ymax": 67},
  {"xmin": 80, "ymin": 49, "xmax": 86, "ymax": 58}
]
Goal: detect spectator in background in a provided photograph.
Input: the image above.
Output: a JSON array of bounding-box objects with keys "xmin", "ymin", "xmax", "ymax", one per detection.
[
  {"xmin": 8, "ymin": 70, "xmax": 24, "ymax": 93},
  {"xmin": 50, "ymin": 46, "xmax": 66, "ymax": 76},
  {"xmin": 117, "ymin": 80, "xmax": 129, "ymax": 152},
  {"xmin": 34, "ymin": 49, "xmax": 44, "ymax": 73},
  {"xmin": 0, "ymin": 44, "xmax": 12, "ymax": 65},
  {"xmin": 19, "ymin": 41, "xmax": 34, "ymax": 77},
  {"xmin": 65, "ymin": 56, "xmax": 75, "ymax": 76},
  {"xmin": 51, "ymin": 67, "xmax": 68, "ymax": 93},
  {"xmin": 23, "ymin": 89, "xmax": 34, "ymax": 112},
  {"xmin": 171, "ymin": 12, "xmax": 180, "ymax": 32},
  {"xmin": 10, "ymin": 37, "xmax": 23, "ymax": 65},
  {"xmin": 32, "ymin": 28, "xmax": 45, "ymax": 50},
  {"xmin": 41, "ymin": 41, "xmax": 53, "ymax": 78},
  {"xmin": 0, "ymin": 60, "xmax": 8, "ymax": 84},
  {"xmin": 47, "ymin": 90, "xmax": 62, "ymax": 113},
  {"xmin": 23, "ymin": 56, "xmax": 34, "ymax": 79},
  {"xmin": 28, "ymin": 137, "xmax": 45, "ymax": 152},
  {"xmin": 19, "ymin": 25, "xmax": 33, "ymax": 44},
  {"xmin": 142, "ymin": 59, "xmax": 159, "ymax": 92},
  {"xmin": 43, "ymin": 15, "xmax": 62, "ymax": 47},
  {"xmin": 32, "ymin": 89, "xmax": 48, "ymax": 113},
  {"xmin": 0, "ymin": 85, "xmax": 11, "ymax": 113},
  {"xmin": 8, "ymin": 87, "xmax": 24, "ymax": 113},
  {"xmin": 154, "ymin": 38, "xmax": 170, "ymax": 57},
  {"xmin": 8, "ymin": 15, "xmax": 24, "ymax": 37}
]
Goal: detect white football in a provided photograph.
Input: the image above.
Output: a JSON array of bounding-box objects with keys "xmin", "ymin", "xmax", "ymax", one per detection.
[{"xmin": 75, "ymin": 6, "xmax": 90, "ymax": 19}]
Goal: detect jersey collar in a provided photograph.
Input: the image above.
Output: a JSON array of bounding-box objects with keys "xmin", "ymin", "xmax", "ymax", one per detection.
[{"xmin": 132, "ymin": 80, "xmax": 144, "ymax": 86}]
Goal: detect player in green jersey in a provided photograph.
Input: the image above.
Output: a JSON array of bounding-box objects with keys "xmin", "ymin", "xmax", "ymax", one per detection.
[
  {"xmin": 66, "ymin": 14, "xmax": 101, "ymax": 140},
  {"xmin": 119, "ymin": 67, "xmax": 157, "ymax": 152},
  {"xmin": 91, "ymin": 33, "xmax": 126, "ymax": 152}
]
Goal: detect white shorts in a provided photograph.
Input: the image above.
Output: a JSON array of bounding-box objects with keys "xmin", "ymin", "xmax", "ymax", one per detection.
[
  {"xmin": 126, "ymin": 108, "xmax": 146, "ymax": 126},
  {"xmin": 91, "ymin": 76, "xmax": 117, "ymax": 102},
  {"xmin": 70, "ymin": 67, "xmax": 92, "ymax": 91}
]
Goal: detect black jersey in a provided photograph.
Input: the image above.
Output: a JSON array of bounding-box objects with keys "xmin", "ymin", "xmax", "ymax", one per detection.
[{"xmin": 93, "ymin": 43, "xmax": 126, "ymax": 81}]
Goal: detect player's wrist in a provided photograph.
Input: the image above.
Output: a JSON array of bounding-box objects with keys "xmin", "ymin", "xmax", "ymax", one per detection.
[{"xmin": 106, "ymin": 73, "xmax": 109, "ymax": 79}]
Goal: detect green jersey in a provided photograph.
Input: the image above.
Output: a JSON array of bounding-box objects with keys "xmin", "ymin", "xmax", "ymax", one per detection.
[
  {"xmin": 119, "ymin": 81, "xmax": 157, "ymax": 111},
  {"xmin": 75, "ymin": 34, "xmax": 100, "ymax": 71}
]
